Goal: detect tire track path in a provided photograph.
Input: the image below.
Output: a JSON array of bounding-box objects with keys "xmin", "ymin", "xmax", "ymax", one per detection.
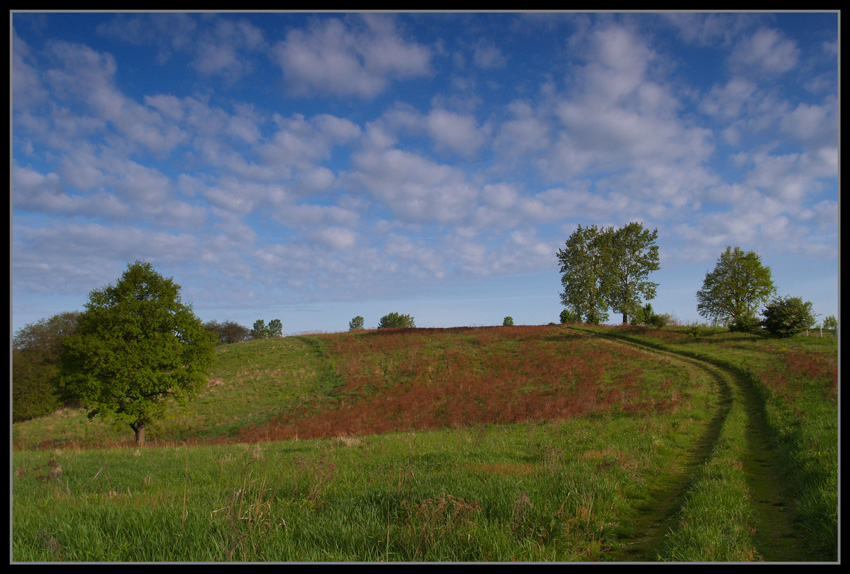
[{"xmin": 574, "ymin": 328, "xmax": 807, "ymax": 562}]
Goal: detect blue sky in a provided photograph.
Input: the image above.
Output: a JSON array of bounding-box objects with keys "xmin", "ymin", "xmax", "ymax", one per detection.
[{"xmin": 12, "ymin": 11, "xmax": 839, "ymax": 334}]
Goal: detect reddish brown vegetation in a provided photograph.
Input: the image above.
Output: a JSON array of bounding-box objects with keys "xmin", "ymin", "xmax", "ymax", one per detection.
[
  {"xmin": 758, "ymin": 348, "xmax": 838, "ymax": 403},
  {"xmin": 238, "ymin": 325, "xmax": 680, "ymax": 443}
]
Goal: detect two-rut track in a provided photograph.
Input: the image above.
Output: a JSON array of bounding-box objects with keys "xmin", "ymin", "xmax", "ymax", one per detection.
[{"xmin": 571, "ymin": 328, "xmax": 810, "ymax": 562}]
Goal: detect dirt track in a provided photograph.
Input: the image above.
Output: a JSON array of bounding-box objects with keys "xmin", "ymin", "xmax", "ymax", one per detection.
[{"xmin": 579, "ymin": 329, "xmax": 810, "ymax": 562}]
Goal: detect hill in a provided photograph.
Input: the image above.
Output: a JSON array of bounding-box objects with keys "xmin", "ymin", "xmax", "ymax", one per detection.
[{"xmin": 11, "ymin": 324, "xmax": 838, "ymax": 561}]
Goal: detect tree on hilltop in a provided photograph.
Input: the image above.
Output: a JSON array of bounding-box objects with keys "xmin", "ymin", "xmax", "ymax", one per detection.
[
  {"xmin": 58, "ymin": 261, "xmax": 216, "ymax": 446},
  {"xmin": 602, "ymin": 222, "xmax": 660, "ymax": 324},
  {"xmin": 696, "ymin": 246, "xmax": 775, "ymax": 329},
  {"xmin": 378, "ymin": 312, "xmax": 415, "ymax": 329},
  {"xmin": 557, "ymin": 222, "xmax": 660, "ymax": 324}
]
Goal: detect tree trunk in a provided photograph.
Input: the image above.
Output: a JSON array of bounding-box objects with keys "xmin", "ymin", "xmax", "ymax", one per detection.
[
  {"xmin": 622, "ymin": 313, "xmax": 628, "ymax": 324},
  {"xmin": 132, "ymin": 422, "xmax": 146, "ymax": 447}
]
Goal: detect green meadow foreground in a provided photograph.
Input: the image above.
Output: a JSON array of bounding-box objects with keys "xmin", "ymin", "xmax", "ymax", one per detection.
[{"xmin": 12, "ymin": 325, "xmax": 837, "ymax": 562}]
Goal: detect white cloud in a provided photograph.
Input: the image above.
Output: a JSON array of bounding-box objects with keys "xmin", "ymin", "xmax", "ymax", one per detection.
[
  {"xmin": 730, "ymin": 28, "xmax": 799, "ymax": 76},
  {"xmin": 273, "ymin": 15, "xmax": 432, "ymax": 98}
]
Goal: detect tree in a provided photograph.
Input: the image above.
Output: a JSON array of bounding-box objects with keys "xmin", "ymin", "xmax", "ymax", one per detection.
[
  {"xmin": 204, "ymin": 320, "xmax": 251, "ymax": 345},
  {"xmin": 762, "ymin": 296, "xmax": 815, "ymax": 338},
  {"xmin": 556, "ymin": 224, "xmax": 611, "ymax": 324},
  {"xmin": 378, "ymin": 312, "xmax": 415, "ymax": 329},
  {"xmin": 823, "ymin": 315, "xmax": 838, "ymax": 332},
  {"xmin": 252, "ymin": 318, "xmax": 282, "ymax": 339},
  {"xmin": 349, "ymin": 316, "xmax": 365, "ymax": 331},
  {"xmin": 503, "ymin": 316, "xmax": 514, "ymax": 326},
  {"xmin": 58, "ymin": 261, "xmax": 216, "ymax": 446},
  {"xmin": 13, "ymin": 312, "xmax": 80, "ymax": 421},
  {"xmin": 267, "ymin": 319, "xmax": 283, "ymax": 338},
  {"xmin": 696, "ymin": 246, "xmax": 775, "ymax": 327},
  {"xmin": 251, "ymin": 319, "xmax": 267, "ymax": 339},
  {"xmin": 603, "ymin": 222, "xmax": 660, "ymax": 324}
]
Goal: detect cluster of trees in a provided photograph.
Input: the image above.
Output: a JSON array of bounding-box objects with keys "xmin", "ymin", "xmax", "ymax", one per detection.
[
  {"xmin": 557, "ymin": 222, "xmax": 660, "ymax": 325},
  {"xmin": 695, "ymin": 245, "xmax": 830, "ymax": 338},
  {"xmin": 251, "ymin": 318, "xmax": 283, "ymax": 339},
  {"xmin": 348, "ymin": 313, "xmax": 416, "ymax": 331}
]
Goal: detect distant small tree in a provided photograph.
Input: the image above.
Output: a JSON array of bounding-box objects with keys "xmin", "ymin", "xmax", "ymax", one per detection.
[
  {"xmin": 503, "ymin": 316, "xmax": 514, "ymax": 326},
  {"xmin": 204, "ymin": 320, "xmax": 251, "ymax": 345},
  {"xmin": 267, "ymin": 319, "xmax": 283, "ymax": 338},
  {"xmin": 251, "ymin": 319, "xmax": 282, "ymax": 339},
  {"xmin": 762, "ymin": 296, "xmax": 815, "ymax": 338},
  {"xmin": 823, "ymin": 315, "xmax": 837, "ymax": 332},
  {"xmin": 349, "ymin": 316, "xmax": 365, "ymax": 331},
  {"xmin": 378, "ymin": 312, "xmax": 415, "ymax": 329}
]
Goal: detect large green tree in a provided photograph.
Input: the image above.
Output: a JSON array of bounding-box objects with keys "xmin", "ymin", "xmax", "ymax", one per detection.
[
  {"xmin": 556, "ymin": 224, "xmax": 611, "ymax": 324},
  {"xmin": 602, "ymin": 222, "xmax": 660, "ymax": 324},
  {"xmin": 59, "ymin": 261, "xmax": 216, "ymax": 446},
  {"xmin": 696, "ymin": 246, "xmax": 775, "ymax": 327}
]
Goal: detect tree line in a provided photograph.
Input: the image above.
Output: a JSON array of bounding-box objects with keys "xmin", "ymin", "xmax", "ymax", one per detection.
[{"xmin": 13, "ymin": 239, "xmax": 836, "ymax": 440}]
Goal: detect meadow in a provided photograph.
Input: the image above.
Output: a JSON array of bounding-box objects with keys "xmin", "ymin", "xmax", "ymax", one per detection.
[{"xmin": 11, "ymin": 325, "xmax": 838, "ymax": 562}]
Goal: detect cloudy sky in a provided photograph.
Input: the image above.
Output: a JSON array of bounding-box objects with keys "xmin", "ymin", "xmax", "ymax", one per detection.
[{"xmin": 12, "ymin": 11, "xmax": 839, "ymax": 334}]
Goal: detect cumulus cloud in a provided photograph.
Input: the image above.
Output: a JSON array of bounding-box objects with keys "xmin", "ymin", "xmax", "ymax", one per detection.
[
  {"xmin": 730, "ymin": 28, "xmax": 799, "ymax": 76},
  {"xmin": 273, "ymin": 14, "xmax": 432, "ymax": 98}
]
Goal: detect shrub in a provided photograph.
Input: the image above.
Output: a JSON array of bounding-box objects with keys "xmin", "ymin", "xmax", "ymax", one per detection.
[
  {"xmin": 559, "ymin": 309, "xmax": 579, "ymax": 324},
  {"xmin": 503, "ymin": 316, "xmax": 514, "ymax": 326},
  {"xmin": 349, "ymin": 316, "xmax": 365, "ymax": 331},
  {"xmin": 378, "ymin": 312, "xmax": 415, "ymax": 329},
  {"xmin": 762, "ymin": 296, "xmax": 815, "ymax": 338}
]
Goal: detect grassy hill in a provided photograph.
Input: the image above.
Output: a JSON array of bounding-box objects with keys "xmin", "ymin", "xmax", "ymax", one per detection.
[
  {"xmin": 14, "ymin": 324, "xmax": 708, "ymax": 448},
  {"xmin": 11, "ymin": 324, "xmax": 838, "ymax": 562}
]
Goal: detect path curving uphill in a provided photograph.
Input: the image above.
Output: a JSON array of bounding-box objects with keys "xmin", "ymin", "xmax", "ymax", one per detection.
[{"xmin": 572, "ymin": 327, "xmax": 812, "ymax": 563}]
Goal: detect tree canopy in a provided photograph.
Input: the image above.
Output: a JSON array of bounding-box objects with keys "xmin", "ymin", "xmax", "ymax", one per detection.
[
  {"xmin": 58, "ymin": 261, "xmax": 216, "ymax": 446},
  {"xmin": 696, "ymin": 246, "xmax": 775, "ymax": 326},
  {"xmin": 603, "ymin": 222, "xmax": 660, "ymax": 324},
  {"xmin": 557, "ymin": 222, "xmax": 660, "ymax": 324}
]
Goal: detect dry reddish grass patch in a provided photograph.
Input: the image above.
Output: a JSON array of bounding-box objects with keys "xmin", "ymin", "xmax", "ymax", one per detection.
[{"xmin": 238, "ymin": 326, "xmax": 683, "ymax": 443}]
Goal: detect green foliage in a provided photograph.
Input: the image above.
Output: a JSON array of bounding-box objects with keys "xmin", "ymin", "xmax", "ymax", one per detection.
[
  {"xmin": 697, "ymin": 246, "xmax": 775, "ymax": 327},
  {"xmin": 557, "ymin": 222, "xmax": 660, "ymax": 324},
  {"xmin": 559, "ymin": 309, "xmax": 579, "ymax": 324},
  {"xmin": 629, "ymin": 303, "xmax": 668, "ymax": 328},
  {"xmin": 204, "ymin": 320, "xmax": 251, "ymax": 345},
  {"xmin": 58, "ymin": 261, "xmax": 216, "ymax": 445},
  {"xmin": 502, "ymin": 316, "xmax": 514, "ymax": 326},
  {"xmin": 12, "ymin": 312, "xmax": 80, "ymax": 421},
  {"xmin": 556, "ymin": 224, "xmax": 610, "ymax": 324},
  {"xmin": 251, "ymin": 318, "xmax": 282, "ymax": 339},
  {"xmin": 603, "ymin": 222, "xmax": 660, "ymax": 324},
  {"xmin": 762, "ymin": 296, "xmax": 815, "ymax": 338},
  {"xmin": 822, "ymin": 315, "xmax": 837, "ymax": 331},
  {"xmin": 378, "ymin": 312, "xmax": 415, "ymax": 329},
  {"xmin": 349, "ymin": 316, "xmax": 365, "ymax": 331}
]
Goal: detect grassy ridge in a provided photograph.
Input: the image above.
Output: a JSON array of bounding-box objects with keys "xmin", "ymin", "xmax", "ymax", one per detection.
[{"xmin": 11, "ymin": 325, "xmax": 837, "ymax": 562}]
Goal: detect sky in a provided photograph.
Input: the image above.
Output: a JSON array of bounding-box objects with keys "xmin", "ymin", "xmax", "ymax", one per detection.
[{"xmin": 11, "ymin": 11, "xmax": 839, "ymax": 335}]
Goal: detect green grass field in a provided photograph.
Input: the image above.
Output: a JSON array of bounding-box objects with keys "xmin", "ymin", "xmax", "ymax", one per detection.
[{"xmin": 11, "ymin": 325, "xmax": 838, "ymax": 562}]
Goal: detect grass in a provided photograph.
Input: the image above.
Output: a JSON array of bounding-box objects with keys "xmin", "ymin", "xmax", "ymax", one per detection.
[{"xmin": 11, "ymin": 324, "xmax": 838, "ymax": 562}]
